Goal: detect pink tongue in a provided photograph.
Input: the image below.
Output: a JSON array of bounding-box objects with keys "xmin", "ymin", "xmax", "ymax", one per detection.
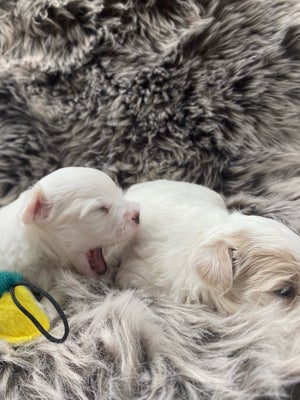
[{"xmin": 88, "ymin": 248, "xmax": 107, "ymax": 275}]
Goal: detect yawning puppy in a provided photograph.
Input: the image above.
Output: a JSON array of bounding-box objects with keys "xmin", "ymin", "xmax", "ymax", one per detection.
[
  {"xmin": 0, "ymin": 167, "xmax": 140, "ymax": 295},
  {"xmin": 105, "ymin": 180, "xmax": 300, "ymax": 314}
]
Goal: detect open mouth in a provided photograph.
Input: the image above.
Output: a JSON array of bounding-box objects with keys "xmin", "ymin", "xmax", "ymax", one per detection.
[{"xmin": 86, "ymin": 247, "xmax": 107, "ymax": 275}]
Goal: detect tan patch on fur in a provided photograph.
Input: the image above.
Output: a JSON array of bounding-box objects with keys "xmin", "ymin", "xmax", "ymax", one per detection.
[
  {"xmin": 195, "ymin": 231, "xmax": 300, "ymax": 313},
  {"xmin": 224, "ymin": 233, "xmax": 300, "ymax": 308}
]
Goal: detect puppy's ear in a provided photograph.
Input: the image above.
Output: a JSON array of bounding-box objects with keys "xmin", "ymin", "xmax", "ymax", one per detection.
[
  {"xmin": 193, "ymin": 239, "xmax": 234, "ymax": 295},
  {"xmin": 21, "ymin": 186, "xmax": 49, "ymax": 225}
]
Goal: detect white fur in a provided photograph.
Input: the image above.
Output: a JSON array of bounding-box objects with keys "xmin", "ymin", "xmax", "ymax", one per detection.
[
  {"xmin": 0, "ymin": 167, "xmax": 140, "ymax": 293},
  {"xmin": 105, "ymin": 180, "xmax": 300, "ymax": 313}
]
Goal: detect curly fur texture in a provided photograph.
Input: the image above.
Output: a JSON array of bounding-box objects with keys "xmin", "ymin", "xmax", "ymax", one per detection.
[
  {"xmin": 0, "ymin": 0, "xmax": 300, "ymax": 204},
  {"xmin": 0, "ymin": 0, "xmax": 300, "ymax": 398}
]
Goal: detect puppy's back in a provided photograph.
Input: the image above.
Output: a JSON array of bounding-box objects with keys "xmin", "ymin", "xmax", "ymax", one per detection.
[{"xmin": 125, "ymin": 180, "xmax": 226, "ymax": 211}]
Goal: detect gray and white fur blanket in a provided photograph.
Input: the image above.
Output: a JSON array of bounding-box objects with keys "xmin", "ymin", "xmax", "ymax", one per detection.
[{"xmin": 1, "ymin": 0, "xmax": 300, "ymax": 399}]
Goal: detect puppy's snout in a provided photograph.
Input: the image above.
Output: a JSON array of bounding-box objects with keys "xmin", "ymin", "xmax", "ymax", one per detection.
[{"xmin": 132, "ymin": 211, "xmax": 140, "ymax": 225}]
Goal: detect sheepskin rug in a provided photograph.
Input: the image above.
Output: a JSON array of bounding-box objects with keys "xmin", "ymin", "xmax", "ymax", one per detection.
[
  {"xmin": 2, "ymin": 270, "xmax": 300, "ymax": 400},
  {"xmin": 0, "ymin": 0, "xmax": 300, "ymax": 398}
]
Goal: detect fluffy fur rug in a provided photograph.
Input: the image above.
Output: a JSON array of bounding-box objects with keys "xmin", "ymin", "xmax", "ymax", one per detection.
[
  {"xmin": 2, "ymin": 270, "xmax": 300, "ymax": 400},
  {"xmin": 1, "ymin": 0, "xmax": 300, "ymax": 398}
]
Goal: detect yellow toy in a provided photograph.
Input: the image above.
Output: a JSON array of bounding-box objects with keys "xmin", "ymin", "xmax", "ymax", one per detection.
[{"xmin": 0, "ymin": 271, "xmax": 69, "ymax": 344}]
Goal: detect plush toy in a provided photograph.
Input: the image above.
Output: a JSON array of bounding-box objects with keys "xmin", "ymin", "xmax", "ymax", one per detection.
[{"xmin": 0, "ymin": 271, "xmax": 69, "ymax": 344}]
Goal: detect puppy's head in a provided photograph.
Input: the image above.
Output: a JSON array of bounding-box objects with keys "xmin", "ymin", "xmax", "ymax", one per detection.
[
  {"xmin": 20, "ymin": 167, "xmax": 140, "ymax": 277},
  {"xmin": 192, "ymin": 214, "xmax": 300, "ymax": 313}
]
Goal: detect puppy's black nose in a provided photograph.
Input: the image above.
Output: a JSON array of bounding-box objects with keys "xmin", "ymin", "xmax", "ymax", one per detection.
[{"xmin": 132, "ymin": 212, "xmax": 140, "ymax": 224}]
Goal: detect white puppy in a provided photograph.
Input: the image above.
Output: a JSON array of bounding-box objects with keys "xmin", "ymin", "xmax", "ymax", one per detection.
[
  {"xmin": 0, "ymin": 167, "xmax": 140, "ymax": 294},
  {"xmin": 105, "ymin": 180, "xmax": 300, "ymax": 314}
]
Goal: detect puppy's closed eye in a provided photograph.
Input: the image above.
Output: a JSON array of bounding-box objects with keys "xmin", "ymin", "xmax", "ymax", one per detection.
[
  {"xmin": 79, "ymin": 202, "xmax": 110, "ymax": 219},
  {"xmin": 274, "ymin": 284, "xmax": 297, "ymax": 301},
  {"xmin": 98, "ymin": 206, "xmax": 109, "ymax": 214}
]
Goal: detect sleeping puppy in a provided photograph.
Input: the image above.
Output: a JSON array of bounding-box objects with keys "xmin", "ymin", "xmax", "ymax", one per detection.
[
  {"xmin": 104, "ymin": 180, "xmax": 300, "ymax": 314},
  {"xmin": 0, "ymin": 167, "xmax": 140, "ymax": 297}
]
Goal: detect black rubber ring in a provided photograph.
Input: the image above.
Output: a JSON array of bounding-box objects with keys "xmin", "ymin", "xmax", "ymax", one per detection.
[{"xmin": 9, "ymin": 282, "xmax": 69, "ymax": 344}]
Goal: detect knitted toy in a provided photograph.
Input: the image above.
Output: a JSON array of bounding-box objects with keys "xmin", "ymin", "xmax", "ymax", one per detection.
[{"xmin": 0, "ymin": 271, "xmax": 69, "ymax": 344}]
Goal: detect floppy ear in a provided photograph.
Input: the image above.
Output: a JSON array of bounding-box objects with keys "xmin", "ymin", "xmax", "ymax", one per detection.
[
  {"xmin": 21, "ymin": 187, "xmax": 49, "ymax": 225},
  {"xmin": 193, "ymin": 239, "xmax": 234, "ymax": 295}
]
